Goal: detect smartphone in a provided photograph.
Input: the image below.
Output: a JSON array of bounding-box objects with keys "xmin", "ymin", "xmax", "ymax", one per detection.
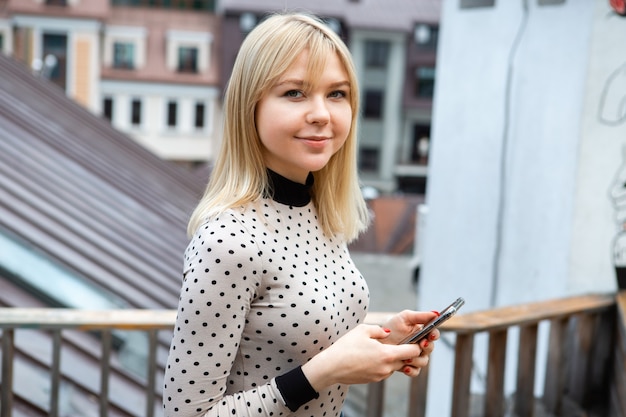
[{"xmin": 400, "ymin": 297, "xmax": 465, "ymax": 344}]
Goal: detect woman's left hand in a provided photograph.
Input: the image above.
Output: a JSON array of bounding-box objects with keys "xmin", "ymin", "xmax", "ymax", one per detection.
[{"xmin": 380, "ymin": 310, "xmax": 440, "ymax": 376}]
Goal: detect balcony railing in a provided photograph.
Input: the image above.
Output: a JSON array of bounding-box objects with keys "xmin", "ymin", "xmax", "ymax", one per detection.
[{"xmin": 0, "ymin": 292, "xmax": 624, "ymax": 417}]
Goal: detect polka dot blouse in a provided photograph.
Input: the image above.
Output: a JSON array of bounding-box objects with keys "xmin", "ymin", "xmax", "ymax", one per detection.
[{"xmin": 163, "ymin": 171, "xmax": 370, "ymax": 416}]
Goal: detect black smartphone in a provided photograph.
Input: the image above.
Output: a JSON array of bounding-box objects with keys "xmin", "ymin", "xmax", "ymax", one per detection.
[{"xmin": 400, "ymin": 297, "xmax": 465, "ymax": 344}]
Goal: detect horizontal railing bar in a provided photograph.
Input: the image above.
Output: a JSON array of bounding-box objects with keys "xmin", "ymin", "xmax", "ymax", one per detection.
[
  {"xmin": 0, "ymin": 308, "xmax": 391, "ymax": 329},
  {"xmin": 0, "ymin": 308, "xmax": 177, "ymax": 330},
  {"xmin": 440, "ymin": 293, "xmax": 614, "ymax": 334},
  {"xmin": 0, "ymin": 293, "xmax": 615, "ymax": 334}
]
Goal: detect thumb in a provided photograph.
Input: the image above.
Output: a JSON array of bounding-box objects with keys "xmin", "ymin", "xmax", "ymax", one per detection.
[{"xmin": 369, "ymin": 325, "xmax": 393, "ymax": 341}]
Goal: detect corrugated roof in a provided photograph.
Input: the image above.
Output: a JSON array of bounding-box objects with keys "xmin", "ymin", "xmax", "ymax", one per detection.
[
  {"xmin": 0, "ymin": 52, "xmax": 205, "ymax": 416},
  {"xmin": 218, "ymin": 0, "xmax": 441, "ymax": 30}
]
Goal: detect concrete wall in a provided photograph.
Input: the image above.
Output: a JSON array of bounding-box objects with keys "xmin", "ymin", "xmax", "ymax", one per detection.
[{"xmin": 417, "ymin": 1, "xmax": 621, "ymax": 415}]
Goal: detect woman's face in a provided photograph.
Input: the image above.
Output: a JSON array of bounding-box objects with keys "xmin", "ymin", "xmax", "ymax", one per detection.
[{"xmin": 255, "ymin": 50, "xmax": 352, "ymax": 183}]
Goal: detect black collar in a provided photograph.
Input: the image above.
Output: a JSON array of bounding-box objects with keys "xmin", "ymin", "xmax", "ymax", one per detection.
[{"xmin": 266, "ymin": 169, "xmax": 313, "ymax": 207}]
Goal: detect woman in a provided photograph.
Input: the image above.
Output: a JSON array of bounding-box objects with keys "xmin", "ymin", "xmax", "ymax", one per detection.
[{"xmin": 163, "ymin": 12, "xmax": 439, "ymax": 416}]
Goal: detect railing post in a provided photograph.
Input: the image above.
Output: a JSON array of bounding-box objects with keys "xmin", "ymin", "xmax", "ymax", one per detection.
[
  {"xmin": 1, "ymin": 328, "xmax": 15, "ymax": 417},
  {"xmin": 50, "ymin": 329, "xmax": 62, "ymax": 417},
  {"xmin": 408, "ymin": 363, "xmax": 429, "ymax": 417},
  {"xmin": 100, "ymin": 329, "xmax": 112, "ymax": 417},
  {"xmin": 146, "ymin": 329, "xmax": 158, "ymax": 417},
  {"xmin": 514, "ymin": 324, "xmax": 538, "ymax": 417},
  {"xmin": 484, "ymin": 329, "xmax": 507, "ymax": 417},
  {"xmin": 543, "ymin": 317, "xmax": 567, "ymax": 415},
  {"xmin": 450, "ymin": 333, "xmax": 474, "ymax": 417},
  {"xmin": 366, "ymin": 380, "xmax": 385, "ymax": 417}
]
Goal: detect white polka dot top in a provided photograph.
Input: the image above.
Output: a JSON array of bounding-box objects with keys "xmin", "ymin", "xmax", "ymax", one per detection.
[{"xmin": 163, "ymin": 170, "xmax": 370, "ymax": 416}]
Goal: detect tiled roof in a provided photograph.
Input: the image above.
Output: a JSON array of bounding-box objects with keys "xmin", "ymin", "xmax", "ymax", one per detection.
[
  {"xmin": 0, "ymin": 53, "xmax": 205, "ymax": 415},
  {"xmin": 218, "ymin": 0, "xmax": 441, "ymax": 30}
]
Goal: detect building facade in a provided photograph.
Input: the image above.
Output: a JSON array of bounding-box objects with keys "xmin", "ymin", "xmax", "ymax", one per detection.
[{"xmin": 0, "ymin": 0, "xmax": 221, "ymax": 165}]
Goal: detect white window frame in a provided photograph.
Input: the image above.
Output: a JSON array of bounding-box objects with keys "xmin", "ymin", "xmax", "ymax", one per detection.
[
  {"xmin": 166, "ymin": 30, "xmax": 212, "ymax": 73},
  {"xmin": 103, "ymin": 26, "xmax": 147, "ymax": 69},
  {"xmin": 0, "ymin": 20, "xmax": 13, "ymax": 55}
]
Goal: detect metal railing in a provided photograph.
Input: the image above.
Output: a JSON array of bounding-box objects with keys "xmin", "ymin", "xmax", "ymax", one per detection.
[{"xmin": 1, "ymin": 292, "xmax": 625, "ymax": 417}]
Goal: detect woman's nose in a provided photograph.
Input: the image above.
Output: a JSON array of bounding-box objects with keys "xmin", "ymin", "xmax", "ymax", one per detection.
[{"xmin": 306, "ymin": 97, "xmax": 330, "ymax": 124}]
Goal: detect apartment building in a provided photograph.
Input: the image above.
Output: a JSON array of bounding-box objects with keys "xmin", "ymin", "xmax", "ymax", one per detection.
[
  {"xmin": 217, "ymin": 0, "xmax": 441, "ymax": 193},
  {"xmin": 0, "ymin": 0, "xmax": 221, "ymax": 165}
]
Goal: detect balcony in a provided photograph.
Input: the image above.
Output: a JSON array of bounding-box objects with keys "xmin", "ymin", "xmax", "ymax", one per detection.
[{"xmin": 1, "ymin": 292, "xmax": 624, "ymax": 417}]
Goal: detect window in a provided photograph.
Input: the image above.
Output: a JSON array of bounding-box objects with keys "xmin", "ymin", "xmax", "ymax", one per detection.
[
  {"xmin": 194, "ymin": 102, "xmax": 205, "ymax": 129},
  {"xmin": 365, "ymin": 40, "xmax": 390, "ymax": 69},
  {"xmin": 412, "ymin": 124, "xmax": 431, "ymax": 164},
  {"xmin": 46, "ymin": 0, "xmax": 68, "ymax": 5},
  {"xmin": 103, "ymin": 97, "xmax": 113, "ymax": 121},
  {"xmin": 131, "ymin": 98, "xmax": 142, "ymax": 126},
  {"xmin": 414, "ymin": 24, "xmax": 439, "ymax": 50},
  {"xmin": 0, "ymin": 230, "xmax": 127, "ymax": 310},
  {"xmin": 167, "ymin": 30, "xmax": 212, "ymax": 73},
  {"xmin": 415, "ymin": 67, "xmax": 436, "ymax": 98},
  {"xmin": 42, "ymin": 33, "xmax": 67, "ymax": 90},
  {"xmin": 363, "ymin": 90, "xmax": 384, "ymax": 119},
  {"xmin": 359, "ymin": 148, "xmax": 380, "ymax": 171},
  {"xmin": 105, "ymin": 26, "xmax": 146, "ymax": 70},
  {"xmin": 167, "ymin": 101, "xmax": 177, "ymax": 127},
  {"xmin": 113, "ymin": 42, "xmax": 135, "ymax": 69},
  {"xmin": 178, "ymin": 46, "xmax": 198, "ymax": 73}
]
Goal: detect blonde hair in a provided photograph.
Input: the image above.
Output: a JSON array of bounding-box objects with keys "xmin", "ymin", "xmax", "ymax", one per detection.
[{"xmin": 188, "ymin": 12, "xmax": 370, "ymax": 241}]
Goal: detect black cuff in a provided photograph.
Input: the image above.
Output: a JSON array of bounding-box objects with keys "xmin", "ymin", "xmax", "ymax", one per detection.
[{"xmin": 275, "ymin": 366, "xmax": 320, "ymax": 412}]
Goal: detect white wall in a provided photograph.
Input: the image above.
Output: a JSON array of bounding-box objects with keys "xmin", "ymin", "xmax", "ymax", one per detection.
[{"xmin": 416, "ymin": 1, "xmax": 618, "ymax": 416}]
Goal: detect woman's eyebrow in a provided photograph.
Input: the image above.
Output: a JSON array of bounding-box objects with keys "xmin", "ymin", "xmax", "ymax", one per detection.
[
  {"xmin": 274, "ymin": 78, "xmax": 305, "ymax": 87},
  {"xmin": 274, "ymin": 79, "xmax": 351, "ymax": 89}
]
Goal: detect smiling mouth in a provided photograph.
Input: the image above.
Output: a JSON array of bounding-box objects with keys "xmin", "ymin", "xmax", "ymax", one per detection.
[{"xmin": 298, "ymin": 136, "xmax": 330, "ymax": 141}]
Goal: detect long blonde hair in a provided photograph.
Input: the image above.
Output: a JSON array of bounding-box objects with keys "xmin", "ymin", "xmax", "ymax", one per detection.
[{"xmin": 188, "ymin": 12, "xmax": 369, "ymax": 242}]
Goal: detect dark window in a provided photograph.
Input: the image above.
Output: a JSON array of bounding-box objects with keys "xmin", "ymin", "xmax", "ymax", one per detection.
[
  {"xmin": 0, "ymin": 34, "xmax": 4, "ymax": 52},
  {"xmin": 46, "ymin": 0, "xmax": 68, "ymax": 5},
  {"xmin": 131, "ymin": 98, "xmax": 142, "ymax": 125},
  {"xmin": 414, "ymin": 24, "xmax": 439, "ymax": 50},
  {"xmin": 364, "ymin": 40, "xmax": 389, "ymax": 68},
  {"xmin": 42, "ymin": 33, "xmax": 67, "ymax": 90},
  {"xmin": 194, "ymin": 102, "xmax": 205, "ymax": 128},
  {"xmin": 359, "ymin": 148, "xmax": 380, "ymax": 172},
  {"xmin": 178, "ymin": 47, "xmax": 198, "ymax": 73},
  {"xmin": 411, "ymin": 124, "xmax": 431, "ymax": 164},
  {"xmin": 113, "ymin": 42, "xmax": 134, "ymax": 69},
  {"xmin": 460, "ymin": 0, "xmax": 495, "ymax": 8},
  {"xmin": 415, "ymin": 66, "xmax": 436, "ymax": 98},
  {"xmin": 103, "ymin": 97, "xmax": 113, "ymax": 121},
  {"xmin": 363, "ymin": 90, "xmax": 384, "ymax": 119},
  {"xmin": 167, "ymin": 101, "xmax": 177, "ymax": 127}
]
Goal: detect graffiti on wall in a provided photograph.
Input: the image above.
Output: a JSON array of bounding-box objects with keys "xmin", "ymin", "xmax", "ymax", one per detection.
[{"xmin": 603, "ymin": 61, "xmax": 626, "ymax": 289}]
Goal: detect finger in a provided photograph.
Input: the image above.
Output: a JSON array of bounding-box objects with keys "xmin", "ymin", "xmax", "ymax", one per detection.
[
  {"xmin": 368, "ymin": 325, "xmax": 393, "ymax": 341},
  {"xmin": 401, "ymin": 310, "xmax": 439, "ymax": 325},
  {"xmin": 400, "ymin": 364, "xmax": 423, "ymax": 377},
  {"xmin": 420, "ymin": 339, "xmax": 435, "ymax": 354},
  {"xmin": 406, "ymin": 354, "xmax": 430, "ymax": 369}
]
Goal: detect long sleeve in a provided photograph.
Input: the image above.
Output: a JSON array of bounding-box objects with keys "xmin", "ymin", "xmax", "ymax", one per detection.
[{"xmin": 163, "ymin": 214, "xmax": 291, "ymax": 416}]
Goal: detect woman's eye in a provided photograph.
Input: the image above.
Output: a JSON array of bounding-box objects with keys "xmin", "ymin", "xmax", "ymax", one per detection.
[
  {"xmin": 285, "ymin": 90, "xmax": 303, "ymax": 98},
  {"xmin": 329, "ymin": 90, "xmax": 347, "ymax": 99}
]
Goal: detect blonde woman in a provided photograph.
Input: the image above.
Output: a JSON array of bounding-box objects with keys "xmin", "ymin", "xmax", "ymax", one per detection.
[{"xmin": 164, "ymin": 12, "xmax": 439, "ymax": 417}]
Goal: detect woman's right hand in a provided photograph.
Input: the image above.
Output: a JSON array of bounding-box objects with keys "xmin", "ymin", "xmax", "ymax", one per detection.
[{"xmin": 301, "ymin": 323, "xmax": 425, "ymax": 391}]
